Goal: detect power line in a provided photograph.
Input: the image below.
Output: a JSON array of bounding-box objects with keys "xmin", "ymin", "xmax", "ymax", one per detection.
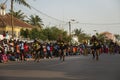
[
  {"xmin": 77, "ymin": 22, "xmax": 120, "ymax": 25},
  {"xmin": 4, "ymin": 0, "xmax": 8, "ymax": 4},
  {"xmin": 0, "ymin": 0, "xmax": 8, "ymax": 4},
  {"xmin": 9, "ymin": 1, "xmax": 120, "ymax": 26},
  {"xmin": 0, "ymin": 0, "xmax": 8, "ymax": 7},
  {"xmin": 30, "ymin": 5, "xmax": 66, "ymax": 23}
]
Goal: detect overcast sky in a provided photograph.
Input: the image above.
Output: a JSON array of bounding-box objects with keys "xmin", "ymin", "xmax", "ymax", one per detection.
[{"xmin": 1, "ymin": 0, "xmax": 120, "ymax": 35}]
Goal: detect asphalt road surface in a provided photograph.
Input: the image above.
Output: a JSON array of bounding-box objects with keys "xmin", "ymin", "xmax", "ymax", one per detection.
[{"xmin": 0, "ymin": 54, "xmax": 120, "ymax": 80}]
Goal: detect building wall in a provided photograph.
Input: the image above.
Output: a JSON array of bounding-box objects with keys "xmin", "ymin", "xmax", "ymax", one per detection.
[
  {"xmin": 0, "ymin": 25, "xmax": 32, "ymax": 38},
  {"xmin": 0, "ymin": 27, "xmax": 6, "ymax": 34},
  {"xmin": 102, "ymin": 32, "xmax": 116, "ymax": 42}
]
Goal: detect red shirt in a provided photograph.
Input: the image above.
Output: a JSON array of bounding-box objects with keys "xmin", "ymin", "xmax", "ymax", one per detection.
[
  {"xmin": 50, "ymin": 46, "xmax": 53, "ymax": 52},
  {"xmin": 24, "ymin": 44, "xmax": 29, "ymax": 52}
]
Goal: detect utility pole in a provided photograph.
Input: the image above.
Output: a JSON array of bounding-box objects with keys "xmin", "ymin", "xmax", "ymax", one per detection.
[
  {"xmin": 68, "ymin": 19, "xmax": 77, "ymax": 44},
  {"xmin": 68, "ymin": 19, "xmax": 76, "ymax": 36},
  {"xmin": 11, "ymin": 0, "xmax": 14, "ymax": 39},
  {"xmin": 69, "ymin": 21, "xmax": 71, "ymax": 36},
  {"xmin": 69, "ymin": 21, "xmax": 72, "ymax": 44}
]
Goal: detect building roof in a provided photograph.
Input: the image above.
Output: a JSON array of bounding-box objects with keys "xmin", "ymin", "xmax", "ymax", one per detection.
[
  {"xmin": 0, "ymin": 14, "xmax": 33, "ymax": 28},
  {"xmin": 101, "ymin": 31, "xmax": 112, "ymax": 35},
  {"xmin": 101, "ymin": 31, "xmax": 116, "ymax": 42}
]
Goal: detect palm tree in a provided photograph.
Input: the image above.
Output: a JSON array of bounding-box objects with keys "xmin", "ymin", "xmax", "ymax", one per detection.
[
  {"xmin": 11, "ymin": 0, "xmax": 31, "ymax": 38},
  {"xmin": 9, "ymin": 10, "xmax": 26, "ymax": 21},
  {"xmin": 73, "ymin": 28, "xmax": 83, "ymax": 36},
  {"xmin": 114, "ymin": 34, "xmax": 120, "ymax": 41},
  {"xmin": 27, "ymin": 15, "xmax": 43, "ymax": 29},
  {"xmin": 73, "ymin": 28, "xmax": 91, "ymax": 43}
]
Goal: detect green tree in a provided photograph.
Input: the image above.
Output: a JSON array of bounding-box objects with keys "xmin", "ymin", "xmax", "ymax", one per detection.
[
  {"xmin": 24, "ymin": 29, "xmax": 29, "ymax": 38},
  {"xmin": 11, "ymin": 0, "xmax": 31, "ymax": 9},
  {"xmin": 41, "ymin": 27, "xmax": 69, "ymax": 41},
  {"xmin": 115, "ymin": 34, "xmax": 120, "ymax": 40},
  {"xmin": 50, "ymin": 27, "xmax": 63, "ymax": 40},
  {"xmin": 20, "ymin": 28, "xmax": 25, "ymax": 37},
  {"xmin": 9, "ymin": 10, "xmax": 26, "ymax": 21},
  {"xmin": 27, "ymin": 15, "xmax": 43, "ymax": 29},
  {"xmin": 20, "ymin": 29, "xmax": 29, "ymax": 38},
  {"xmin": 20, "ymin": 26, "xmax": 70, "ymax": 41},
  {"xmin": 29, "ymin": 28, "xmax": 40, "ymax": 39},
  {"xmin": 41, "ymin": 27, "xmax": 51, "ymax": 40},
  {"xmin": 114, "ymin": 34, "xmax": 120, "ymax": 44},
  {"xmin": 97, "ymin": 34, "xmax": 106, "ymax": 43},
  {"xmin": 62, "ymin": 31, "xmax": 70, "ymax": 42},
  {"xmin": 73, "ymin": 28, "xmax": 90, "ymax": 43},
  {"xmin": 73, "ymin": 28, "xmax": 83, "ymax": 36},
  {"xmin": 11, "ymin": 0, "xmax": 31, "ymax": 38}
]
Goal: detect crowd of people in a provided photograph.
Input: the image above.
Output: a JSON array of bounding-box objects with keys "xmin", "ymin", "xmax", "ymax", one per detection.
[{"xmin": 0, "ymin": 36, "xmax": 120, "ymax": 63}]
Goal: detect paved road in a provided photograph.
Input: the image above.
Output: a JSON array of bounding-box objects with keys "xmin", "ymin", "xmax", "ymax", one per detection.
[{"xmin": 0, "ymin": 54, "xmax": 120, "ymax": 80}]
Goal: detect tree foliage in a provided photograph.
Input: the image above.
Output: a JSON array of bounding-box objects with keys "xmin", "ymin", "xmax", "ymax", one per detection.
[
  {"xmin": 115, "ymin": 34, "xmax": 120, "ymax": 40},
  {"xmin": 20, "ymin": 29, "xmax": 30, "ymax": 38},
  {"xmin": 13, "ymin": 0, "xmax": 31, "ymax": 8},
  {"xmin": 29, "ymin": 28, "xmax": 40, "ymax": 39},
  {"xmin": 9, "ymin": 10, "xmax": 26, "ymax": 21},
  {"xmin": 73, "ymin": 28, "xmax": 91, "ymax": 43},
  {"xmin": 27, "ymin": 15, "xmax": 43, "ymax": 29},
  {"xmin": 20, "ymin": 27, "xmax": 69, "ymax": 42}
]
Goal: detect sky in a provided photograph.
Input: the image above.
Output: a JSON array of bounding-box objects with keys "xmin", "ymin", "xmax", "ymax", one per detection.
[{"xmin": 1, "ymin": 0, "xmax": 120, "ymax": 35}]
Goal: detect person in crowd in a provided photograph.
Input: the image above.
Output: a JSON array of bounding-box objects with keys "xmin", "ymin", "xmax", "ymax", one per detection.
[
  {"xmin": 39, "ymin": 44, "xmax": 44, "ymax": 58},
  {"xmin": 109, "ymin": 40, "xmax": 114, "ymax": 54},
  {"xmin": 34, "ymin": 40, "xmax": 41, "ymax": 62},
  {"xmin": 0, "ymin": 40, "xmax": 8, "ymax": 63},
  {"xmin": 24, "ymin": 42, "xmax": 29, "ymax": 60},
  {"xmin": 53, "ymin": 43, "xmax": 59, "ymax": 57},
  {"xmin": 15, "ymin": 42, "xmax": 20, "ymax": 61},
  {"xmin": 50, "ymin": 43, "xmax": 53, "ymax": 58},
  {"xmin": 43, "ymin": 43, "xmax": 47, "ymax": 59},
  {"xmin": 90, "ymin": 35, "xmax": 101, "ymax": 60},
  {"xmin": 57, "ymin": 38, "xmax": 65, "ymax": 61},
  {"xmin": 0, "ymin": 41, "xmax": 4, "ymax": 63},
  {"xmin": 63, "ymin": 42, "xmax": 68, "ymax": 61},
  {"xmin": 46, "ymin": 43, "xmax": 52, "ymax": 59},
  {"xmin": 19, "ymin": 41, "xmax": 25, "ymax": 61}
]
